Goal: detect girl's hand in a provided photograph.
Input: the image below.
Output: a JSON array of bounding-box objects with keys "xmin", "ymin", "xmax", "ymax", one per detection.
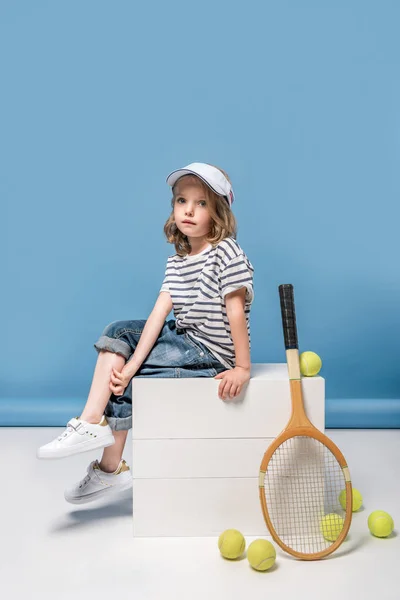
[
  {"xmin": 110, "ymin": 367, "xmax": 132, "ymax": 396},
  {"xmin": 214, "ymin": 366, "xmax": 251, "ymax": 400}
]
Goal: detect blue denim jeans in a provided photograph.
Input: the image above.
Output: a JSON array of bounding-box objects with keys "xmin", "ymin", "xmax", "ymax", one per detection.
[{"xmin": 93, "ymin": 318, "xmax": 226, "ymax": 430}]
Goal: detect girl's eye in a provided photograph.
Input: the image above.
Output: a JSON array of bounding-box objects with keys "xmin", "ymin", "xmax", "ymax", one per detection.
[{"xmin": 176, "ymin": 198, "xmax": 206, "ymax": 207}]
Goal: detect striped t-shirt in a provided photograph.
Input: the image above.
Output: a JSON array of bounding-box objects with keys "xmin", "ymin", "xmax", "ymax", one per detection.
[{"xmin": 159, "ymin": 236, "xmax": 254, "ymax": 370}]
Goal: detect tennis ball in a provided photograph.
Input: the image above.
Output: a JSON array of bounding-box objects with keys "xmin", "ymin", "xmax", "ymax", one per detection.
[
  {"xmin": 247, "ymin": 539, "xmax": 276, "ymax": 571},
  {"xmin": 218, "ymin": 529, "xmax": 246, "ymax": 559},
  {"xmin": 320, "ymin": 513, "xmax": 344, "ymax": 542},
  {"xmin": 339, "ymin": 488, "xmax": 363, "ymax": 511},
  {"xmin": 368, "ymin": 511, "xmax": 394, "ymax": 538},
  {"xmin": 300, "ymin": 351, "xmax": 322, "ymax": 376}
]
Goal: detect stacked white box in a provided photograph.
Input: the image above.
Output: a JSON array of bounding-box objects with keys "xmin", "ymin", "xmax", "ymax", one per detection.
[{"xmin": 132, "ymin": 363, "xmax": 325, "ymax": 537}]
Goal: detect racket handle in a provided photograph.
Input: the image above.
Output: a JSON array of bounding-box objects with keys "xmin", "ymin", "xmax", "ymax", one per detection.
[{"xmin": 279, "ymin": 284, "xmax": 299, "ymax": 350}]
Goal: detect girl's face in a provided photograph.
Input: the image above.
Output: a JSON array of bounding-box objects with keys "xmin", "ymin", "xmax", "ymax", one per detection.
[{"xmin": 173, "ymin": 179, "xmax": 212, "ymax": 240}]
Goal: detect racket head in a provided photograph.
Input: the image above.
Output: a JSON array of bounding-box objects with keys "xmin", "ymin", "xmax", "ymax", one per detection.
[
  {"xmin": 264, "ymin": 283, "xmax": 353, "ymax": 559},
  {"xmin": 259, "ymin": 427, "xmax": 352, "ymax": 560}
]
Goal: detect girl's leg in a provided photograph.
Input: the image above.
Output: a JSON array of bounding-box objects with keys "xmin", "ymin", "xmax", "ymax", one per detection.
[
  {"xmin": 80, "ymin": 350, "xmax": 126, "ymax": 424},
  {"xmin": 98, "ymin": 429, "xmax": 129, "ymax": 472}
]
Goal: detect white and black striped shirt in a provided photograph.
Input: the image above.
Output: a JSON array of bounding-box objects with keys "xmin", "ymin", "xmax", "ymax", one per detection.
[{"xmin": 160, "ymin": 236, "xmax": 254, "ymax": 369}]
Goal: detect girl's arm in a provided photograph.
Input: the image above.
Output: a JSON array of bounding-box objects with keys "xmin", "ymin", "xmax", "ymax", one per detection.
[
  {"xmin": 225, "ymin": 287, "xmax": 251, "ymax": 371},
  {"xmin": 123, "ymin": 291, "xmax": 173, "ymax": 378}
]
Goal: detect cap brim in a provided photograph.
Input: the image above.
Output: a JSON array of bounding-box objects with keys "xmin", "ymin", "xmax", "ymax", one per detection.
[
  {"xmin": 166, "ymin": 168, "xmax": 227, "ymax": 198},
  {"xmin": 166, "ymin": 169, "xmax": 196, "ymax": 188}
]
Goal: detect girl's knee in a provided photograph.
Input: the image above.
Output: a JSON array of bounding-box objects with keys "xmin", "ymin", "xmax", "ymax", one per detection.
[{"xmin": 101, "ymin": 320, "xmax": 127, "ymax": 338}]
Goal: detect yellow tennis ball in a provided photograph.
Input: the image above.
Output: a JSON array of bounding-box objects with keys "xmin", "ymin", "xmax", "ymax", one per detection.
[
  {"xmin": 339, "ymin": 488, "xmax": 363, "ymax": 511},
  {"xmin": 320, "ymin": 513, "xmax": 344, "ymax": 542},
  {"xmin": 368, "ymin": 511, "xmax": 394, "ymax": 538},
  {"xmin": 218, "ymin": 529, "xmax": 246, "ymax": 559},
  {"xmin": 300, "ymin": 351, "xmax": 322, "ymax": 376},
  {"xmin": 247, "ymin": 539, "xmax": 276, "ymax": 571}
]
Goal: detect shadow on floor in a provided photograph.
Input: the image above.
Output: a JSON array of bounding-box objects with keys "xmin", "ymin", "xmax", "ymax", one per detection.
[{"xmin": 49, "ymin": 491, "xmax": 133, "ymax": 535}]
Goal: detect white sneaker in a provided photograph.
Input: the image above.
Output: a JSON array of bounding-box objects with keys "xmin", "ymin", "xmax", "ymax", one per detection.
[
  {"xmin": 64, "ymin": 459, "xmax": 133, "ymax": 504},
  {"xmin": 37, "ymin": 415, "xmax": 115, "ymax": 459}
]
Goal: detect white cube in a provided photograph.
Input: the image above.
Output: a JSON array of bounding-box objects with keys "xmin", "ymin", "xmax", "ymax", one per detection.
[{"xmin": 132, "ymin": 363, "xmax": 325, "ymax": 537}]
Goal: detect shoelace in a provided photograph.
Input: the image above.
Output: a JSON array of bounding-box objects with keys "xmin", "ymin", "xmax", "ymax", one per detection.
[
  {"xmin": 57, "ymin": 422, "xmax": 77, "ymax": 441},
  {"xmin": 79, "ymin": 462, "xmax": 115, "ymax": 489},
  {"xmin": 79, "ymin": 474, "xmax": 91, "ymax": 489},
  {"xmin": 79, "ymin": 461, "xmax": 97, "ymax": 489}
]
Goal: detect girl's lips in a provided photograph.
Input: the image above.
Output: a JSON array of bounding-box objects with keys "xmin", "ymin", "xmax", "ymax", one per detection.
[{"xmin": 183, "ymin": 221, "xmax": 195, "ymax": 225}]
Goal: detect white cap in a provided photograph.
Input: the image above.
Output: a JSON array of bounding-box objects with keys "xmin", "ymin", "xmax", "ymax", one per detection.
[{"xmin": 166, "ymin": 162, "xmax": 235, "ymax": 207}]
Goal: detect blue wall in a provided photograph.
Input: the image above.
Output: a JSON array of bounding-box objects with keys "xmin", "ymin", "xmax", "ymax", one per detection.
[{"xmin": 1, "ymin": 1, "xmax": 399, "ymax": 426}]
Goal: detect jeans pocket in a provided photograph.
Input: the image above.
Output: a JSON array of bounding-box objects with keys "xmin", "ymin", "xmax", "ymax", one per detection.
[
  {"xmin": 184, "ymin": 333, "xmax": 204, "ymax": 355},
  {"xmin": 181, "ymin": 333, "xmax": 208, "ymax": 367}
]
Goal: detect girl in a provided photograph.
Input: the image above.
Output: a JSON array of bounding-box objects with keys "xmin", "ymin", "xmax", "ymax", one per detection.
[{"xmin": 37, "ymin": 162, "xmax": 255, "ymax": 505}]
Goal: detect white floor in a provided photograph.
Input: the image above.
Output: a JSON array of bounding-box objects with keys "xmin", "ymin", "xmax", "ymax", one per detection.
[{"xmin": 1, "ymin": 428, "xmax": 399, "ymax": 600}]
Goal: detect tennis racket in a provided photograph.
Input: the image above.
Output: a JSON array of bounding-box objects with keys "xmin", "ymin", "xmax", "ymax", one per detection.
[{"xmin": 259, "ymin": 284, "xmax": 352, "ymax": 560}]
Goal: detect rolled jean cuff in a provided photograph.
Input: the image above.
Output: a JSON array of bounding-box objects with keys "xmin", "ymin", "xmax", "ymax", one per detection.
[
  {"xmin": 94, "ymin": 336, "xmax": 131, "ymax": 360},
  {"xmin": 105, "ymin": 415, "xmax": 132, "ymax": 431}
]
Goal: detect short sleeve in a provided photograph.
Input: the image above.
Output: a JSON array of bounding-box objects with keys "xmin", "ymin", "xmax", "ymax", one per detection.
[
  {"xmin": 220, "ymin": 253, "xmax": 254, "ymax": 304},
  {"xmin": 159, "ymin": 279, "xmax": 169, "ymax": 293},
  {"xmin": 159, "ymin": 259, "xmax": 170, "ymax": 293}
]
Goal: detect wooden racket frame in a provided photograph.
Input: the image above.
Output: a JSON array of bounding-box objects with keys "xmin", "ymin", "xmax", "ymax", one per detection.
[{"xmin": 259, "ymin": 287, "xmax": 353, "ymax": 560}]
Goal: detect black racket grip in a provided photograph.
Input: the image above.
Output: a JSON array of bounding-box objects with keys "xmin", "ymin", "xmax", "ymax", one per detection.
[{"xmin": 279, "ymin": 284, "xmax": 299, "ymax": 350}]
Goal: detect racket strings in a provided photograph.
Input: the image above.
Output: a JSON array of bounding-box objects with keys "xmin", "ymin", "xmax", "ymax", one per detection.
[{"xmin": 263, "ymin": 436, "xmax": 347, "ymax": 555}]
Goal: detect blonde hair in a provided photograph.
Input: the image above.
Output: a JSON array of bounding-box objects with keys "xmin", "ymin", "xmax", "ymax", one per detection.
[{"xmin": 163, "ymin": 164, "xmax": 237, "ymax": 257}]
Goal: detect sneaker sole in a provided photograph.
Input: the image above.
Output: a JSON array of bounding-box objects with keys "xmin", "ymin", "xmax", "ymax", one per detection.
[
  {"xmin": 64, "ymin": 478, "xmax": 133, "ymax": 504},
  {"xmin": 37, "ymin": 435, "xmax": 116, "ymax": 459}
]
